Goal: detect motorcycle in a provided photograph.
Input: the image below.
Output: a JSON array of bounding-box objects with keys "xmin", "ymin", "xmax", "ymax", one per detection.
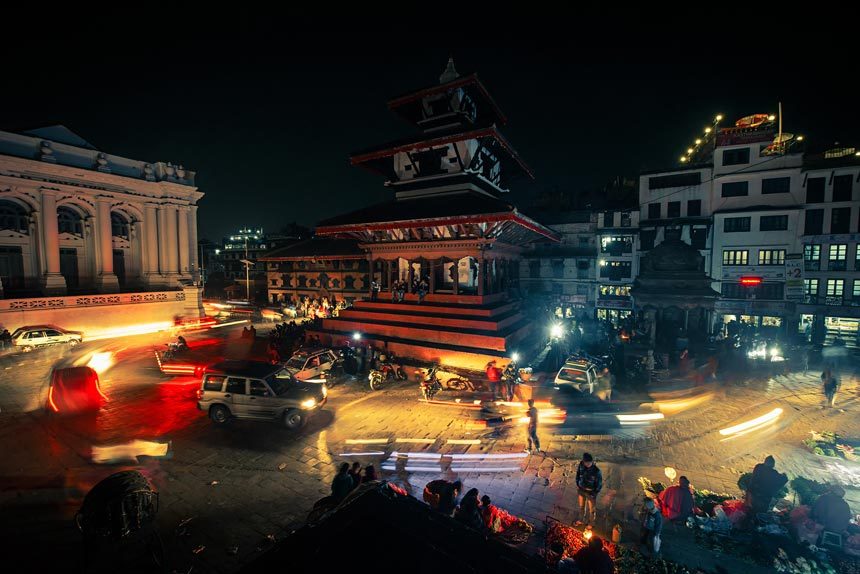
[
  {"xmin": 368, "ymin": 358, "xmax": 407, "ymax": 391},
  {"xmin": 420, "ymin": 366, "xmax": 442, "ymax": 401},
  {"xmin": 160, "ymin": 341, "xmax": 187, "ymax": 362}
]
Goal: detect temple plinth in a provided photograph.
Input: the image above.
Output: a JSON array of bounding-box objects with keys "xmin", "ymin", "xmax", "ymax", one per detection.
[{"xmin": 311, "ymin": 60, "xmax": 558, "ymax": 370}]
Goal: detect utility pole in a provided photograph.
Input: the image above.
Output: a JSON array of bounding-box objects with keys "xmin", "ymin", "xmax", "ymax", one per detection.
[
  {"xmin": 244, "ymin": 235, "xmax": 250, "ymax": 302},
  {"xmin": 199, "ymin": 243, "xmax": 205, "ymax": 293}
]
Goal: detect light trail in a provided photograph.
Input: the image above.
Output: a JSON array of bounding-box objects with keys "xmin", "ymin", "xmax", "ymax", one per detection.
[
  {"xmin": 719, "ymin": 407, "xmax": 783, "ymax": 440},
  {"xmin": 338, "ymin": 451, "xmax": 386, "ymax": 457},
  {"xmin": 345, "ymin": 439, "xmax": 389, "ymax": 445}
]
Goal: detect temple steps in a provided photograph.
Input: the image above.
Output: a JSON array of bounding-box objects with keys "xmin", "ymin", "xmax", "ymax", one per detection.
[
  {"xmin": 352, "ymin": 298, "xmax": 519, "ymax": 318},
  {"xmin": 335, "ymin": 308, "xmax": 523, "ymax": 332}
]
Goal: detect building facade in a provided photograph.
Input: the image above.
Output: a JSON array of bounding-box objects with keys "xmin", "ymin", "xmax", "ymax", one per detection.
[
  {"xmin": 262, "ymin": 238, "xmax": 368, "ymax": 306},
  {"xmin": 796, "ymin": 148, "xmax": 860, "ymax": 346},
  {"xmin": 520, "ymin": 211, "xmax": 597, "ymax": 319},
  {"xmin": 0, "ymin": 126, "xmax": 202, "ymax": 298},
  {"xmin": 596, "ymin": 207, "xmax": 639, "ymax": 324}
]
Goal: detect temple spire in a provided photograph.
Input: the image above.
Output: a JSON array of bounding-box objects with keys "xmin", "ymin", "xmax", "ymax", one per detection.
[{"xmin": 439, "ymin": 57, "xmax": 459, "ymax": 84}]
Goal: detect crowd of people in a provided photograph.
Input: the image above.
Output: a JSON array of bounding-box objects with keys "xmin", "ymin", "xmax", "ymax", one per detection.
[
  {"xmin": 381, "ymin": 275, "xmax": 430, "ymax": 304},
  {"xmin": 290, "ymin": 295, "xmax": 346, "ymax": 320}
]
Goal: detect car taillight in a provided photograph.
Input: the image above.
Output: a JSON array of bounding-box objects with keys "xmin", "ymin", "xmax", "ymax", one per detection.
[{"xmin": 196, "ymin": 389, "xmax": 204, "ymax": 399}]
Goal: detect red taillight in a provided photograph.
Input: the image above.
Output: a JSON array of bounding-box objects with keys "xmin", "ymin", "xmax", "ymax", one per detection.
[
  {"xmin": 196, "ymin": 389, "xmax": 204, "ymax": 399},
  {"xmin": 47, "ymin": 385, "xmax": 59, "ymax": 412}
]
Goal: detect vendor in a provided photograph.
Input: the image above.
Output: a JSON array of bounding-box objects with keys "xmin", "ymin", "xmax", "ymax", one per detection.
[
  {"xmin": 658, "ymin": 475, "xmax": 694, "ymax": 522},
  {"xmin": 812, "ymin": 485, "xmax": 851, "ymax": 533},
  {"xmin": 744, "ymin": 455, "xmax": 787, "ymax": 515}
]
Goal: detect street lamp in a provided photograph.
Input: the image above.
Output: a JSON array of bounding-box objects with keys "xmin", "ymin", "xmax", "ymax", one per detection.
[
  {"xmin": 550, "ymin": 323, "xmax": 564, "ymax": 339},
  {"xmin": 353, "ymin": 332, "xmax": 361, "ymax": 341}
]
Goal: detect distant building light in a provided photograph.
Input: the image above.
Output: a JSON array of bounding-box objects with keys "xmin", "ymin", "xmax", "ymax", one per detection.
[{"xmin": 740, "ymin": 276, "xmax": 762, "ymax": 286}]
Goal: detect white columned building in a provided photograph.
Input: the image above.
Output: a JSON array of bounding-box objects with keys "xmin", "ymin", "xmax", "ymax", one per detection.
[{"xmin": 0, "ymin": 125, "xmax": 203, "ymax": 298}]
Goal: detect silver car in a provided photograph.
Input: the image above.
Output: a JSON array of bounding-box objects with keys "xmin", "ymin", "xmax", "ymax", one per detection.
[
  {"xmin": 283, "ymin": 349, "xmax": 339, "ymax": 382},
  {"xmin": 553, "ymin": 360, "xmax": 599, "ymax": 393},
  {"xmin": 11, "ymin": 325, "xmax": 83, "ymax": 352},
  {"xmin": 197, "ymin": 360, "xmax": 326, "ymax": 430}
]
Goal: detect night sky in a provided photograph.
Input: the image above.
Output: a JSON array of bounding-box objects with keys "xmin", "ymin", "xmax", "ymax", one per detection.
[{"xmin": 3, "ymin": 14, "xmax": 856, "ymax": 241}]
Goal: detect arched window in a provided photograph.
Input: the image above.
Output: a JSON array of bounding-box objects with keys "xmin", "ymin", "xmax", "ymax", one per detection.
[
  {"xmin": 0, "ymin": 200, "xmax": 29, "ymax": 234},
  {"xmin": 111, "ymin": 212, "xmax": 129, "ymax": 239},
  {"xmin": 57, "ymin": 206, "xmax": 84, "ymax": 236}
]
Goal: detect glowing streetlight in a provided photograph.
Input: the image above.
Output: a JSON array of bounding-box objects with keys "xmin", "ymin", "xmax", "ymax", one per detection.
[
  {"xmin": 353, "ymin": 332, "xmax": 362, "ymax": 341},
  {"xmin": 768, "ymin": 114, "xmax": 776, "ymax": 121},
  {"xmin": 797, "ymin": 136, "xmax": 804, "ymax": 141},
  {"xmin": 511, "ymin": 352, "xmax": 520, "ymax": 362},
  {"xmin": 550, "ymin": 324, "xmax": 564, "ymax": 339},
  {"xmin": 695, "ymin": 139, "xmax": 702, "ymax": 145},
  {"xmin": 687, "ymin": 148, "xmax": 694, "ymax": 154},
  {"xmin": 704, "ymin": 127, "xmax": 712, "ymax": 134},
  {"xmin": 715, "ymin": 114, "xmax": 723, "ymax": 122},
  {"xmin": 680, "ymin": 156, "xmax": 688, "ymax": 162}
]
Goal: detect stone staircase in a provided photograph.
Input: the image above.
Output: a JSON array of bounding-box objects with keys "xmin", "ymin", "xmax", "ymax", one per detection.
[{"xmin": 309, "ymin": 294, "xmax": 533, "ymax": 370}]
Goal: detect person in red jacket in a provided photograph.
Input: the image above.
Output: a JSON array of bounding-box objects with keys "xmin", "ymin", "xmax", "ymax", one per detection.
[
  {"xmin": 658, "ymin": 476, "xmax": 695, "ymax": 522},
  {"xmin": 485, "ymin": 361, "xmax": 502, "ymax": 399}
]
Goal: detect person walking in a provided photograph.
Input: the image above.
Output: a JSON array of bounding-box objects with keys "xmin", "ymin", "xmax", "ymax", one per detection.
[
  {"xmin": 823, "ymin": 368, "xmax": 840, "ymax": 408},
  {"xmin": 576, "ymin": 453, "xmax": 602, "ymax": 524},
  {"xmin": 525, "ymin": 399, "xmax": 542, "ymax": 454},
  {"xmin": 640, "ymin": 498, "xmax": 663, "ymax": 556}
]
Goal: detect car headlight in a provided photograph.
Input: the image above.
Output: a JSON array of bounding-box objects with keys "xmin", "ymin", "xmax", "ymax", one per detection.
[{"xmin": 301, "ymin": 398, "xmax": 316, "ymax": 409}]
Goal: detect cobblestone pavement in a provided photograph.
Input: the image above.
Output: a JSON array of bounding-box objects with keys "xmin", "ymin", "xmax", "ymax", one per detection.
[{"xmin": 0, "ymin": 331, "xmax": 858, "ymax": 573}]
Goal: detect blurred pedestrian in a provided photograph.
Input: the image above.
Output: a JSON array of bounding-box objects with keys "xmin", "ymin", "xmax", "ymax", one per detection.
[
  {"xmin": 525, "ymin": 399, "xmax": 541, "ymax": 454},
  {"xmin": 486, "ymin": 361, "xmax": 502, "ymax": 399}
]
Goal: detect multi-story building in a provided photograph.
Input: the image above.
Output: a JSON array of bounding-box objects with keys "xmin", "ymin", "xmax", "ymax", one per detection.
[
  {"xmin": 261, "ymin": 238, "xmax": 368, "ymax": 306},
  {"xmin": 797, "ymin": 147, "xmax": 860, "ymax": 346},
  {"xmin": 709, "ymin": 118, "xmax": 805, "ymax": 332},
  {"xmin": 220, "ymin": 227, "xmax": 269, "ymax": 281},
  {"xmin": 0, "ymin": 125, "xmax": 204, "ymax": 335},
  {"xmin": 638, "ymin": 164, "xmax": 713, "ymax": 273},
  {"xmin": 0, "ymin": 125, "xmax": 202, "ymax": 296},
  {"xmin": 520, "ymin": 211, "xmax": 597, "ymax": 319},
  {"xmin": 596, "ymin": 207, "xmax": 639, "ymax": 324}
]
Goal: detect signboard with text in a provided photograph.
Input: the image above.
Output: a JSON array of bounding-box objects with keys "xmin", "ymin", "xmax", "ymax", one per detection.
[
  {"xmin": 785, "ymin": 256, "xmax": 803, "ymax": 301},
  {"xmin": 721, "ymin": 265, "xmax": 786, "ymax": 281},
  {"xmin": 714, "ymin": 299, "xmax": 794, "ymax": 314},
  {"xmin": 597, "ymin": 299, "xmax": 633, "ymax": 310}
]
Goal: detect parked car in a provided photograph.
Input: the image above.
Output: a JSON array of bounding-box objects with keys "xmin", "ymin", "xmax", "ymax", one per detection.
[
  {"xmin": 12, "ymin": 325, "xmax": 83, "ymax": 352},
  {"xmin": 47, "ymin": 366, "xmax": 106, "ymax": 413},
  {"xmin": 283, "ymin": 349, "xmax": 340, "ymax": 382},
  {"xmin": 197, "ymin": 360, "xmax": 326, "ymax": 429},
  {"xmin": 553, "ymin": 359, "xmax": 599, "ymax": 393}
]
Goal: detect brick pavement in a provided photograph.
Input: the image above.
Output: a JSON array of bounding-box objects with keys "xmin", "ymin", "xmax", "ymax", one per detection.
[{"xmin": 1, "ymin": 346, "xmax": 858, "ymax": 572}]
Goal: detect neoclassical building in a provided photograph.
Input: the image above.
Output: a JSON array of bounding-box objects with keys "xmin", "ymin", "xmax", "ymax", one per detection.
[{"xmin": 0, "ymin": 126, "xmax": 203, "ymax": 298}]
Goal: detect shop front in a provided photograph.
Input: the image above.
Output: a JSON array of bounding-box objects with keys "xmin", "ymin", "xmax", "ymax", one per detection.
[
  {"xmin": 795, "ymin": 304, "xmax": 860, "ymax": 347},
  {"xmin": 553, "ymin": 294, "xmax": 588, "ymax": 319},
  {"xmin": 596, "ymin": 296, "xmax": 633, "ymax": 326},
  {"xmin": 714, "ymin": 300, "xmax": 792, "ymax": 337}
]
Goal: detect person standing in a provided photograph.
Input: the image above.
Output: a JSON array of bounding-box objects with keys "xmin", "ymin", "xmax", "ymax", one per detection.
[
  {"xmin": 486, "ymin": 361, "xmax": 502, "ymax": 400},
  {"xmin": 744, "ymin": 455, "xmax": 787, "ymax": 515},
  {"xmin": 640, "ymin": 498, "xmax": 663, "ymax": 556},
  {"xmin": 331, "ymin": 462, "xmax": 355, "ymax": 502},
  {"xmin": 576, "ymin": 453, "xmax": 602, "ymax": 524},
  {"xmin": 525, "ymin": 399, "xmax": 541, "ymax": 454}
]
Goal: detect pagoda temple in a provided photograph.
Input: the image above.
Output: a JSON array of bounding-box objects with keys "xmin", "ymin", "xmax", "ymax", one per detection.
[{"xmin": 312, "ymin": 60, "xmax": 558, "ymax": 369}]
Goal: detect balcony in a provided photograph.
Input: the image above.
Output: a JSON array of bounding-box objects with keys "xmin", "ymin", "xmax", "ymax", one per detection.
[
  {"xmin": 829, "ymin": 260, "xmax": 847, "ymax": 271},
  {"xmin": 825, "ymin": 296, "xmax": 843, "ymax": 306},
  {"xmin": 804, "ymin": 260, "xmax": 820, "ymax": 271}
]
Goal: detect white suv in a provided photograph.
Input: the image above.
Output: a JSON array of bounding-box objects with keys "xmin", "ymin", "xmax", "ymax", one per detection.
[
  {"xmin": 11, "ymin": 325, "xmax": 83, "ymax": 352},
  {"xmin": 553, "ymin": 359, "xmax": 599, "ymax": 393}
]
